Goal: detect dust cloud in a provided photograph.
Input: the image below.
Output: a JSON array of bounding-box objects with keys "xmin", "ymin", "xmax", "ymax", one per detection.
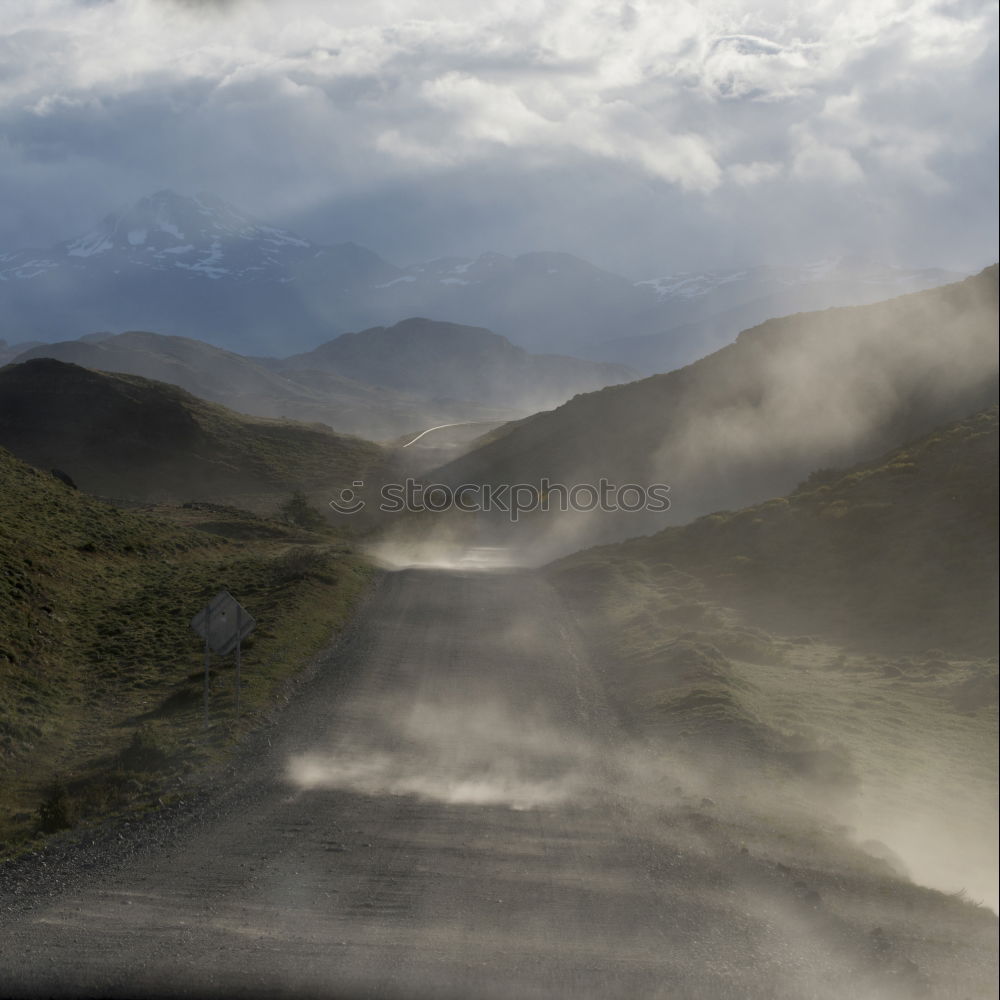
[
  {"xmin": 424, "ymin": 270, "xmax": 997, "ymax": 560},
  {"xmin": 287, "ymin": 699, "xmax": 598, "ymax": 811},
  {"xmin": 656, "ymin": 276, "xmax": 997, "ymax": 511},
  {"xmin": 846, "ymin": 748, "xmax": 999, "ymax": 912},
  {"xmin": 366, "ymin": 538, "xmax": 524, "ymax": 573}
]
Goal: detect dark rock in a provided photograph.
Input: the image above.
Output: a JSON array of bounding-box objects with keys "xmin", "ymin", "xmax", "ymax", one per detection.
[{"xmin": 50, "ymin": 468, "xmax": 77, "ymax": 489}]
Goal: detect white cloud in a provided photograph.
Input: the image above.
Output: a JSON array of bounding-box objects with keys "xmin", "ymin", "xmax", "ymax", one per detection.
[
  {"xmin": 0, "ymin": 0, "xmax": 995, "ymax": 271},
  {"xmin": 727, "ymin": 160, "xmax": 783, "ymax": 185},
  {"xmin": 791, "ymin": 135, "xmax": 865, "ymax": 184}
]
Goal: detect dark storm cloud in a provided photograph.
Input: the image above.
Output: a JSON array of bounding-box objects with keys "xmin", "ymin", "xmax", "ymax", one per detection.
[{"xmin": 0, "ymin": 0, "xmax": 996, "ymax": 274}]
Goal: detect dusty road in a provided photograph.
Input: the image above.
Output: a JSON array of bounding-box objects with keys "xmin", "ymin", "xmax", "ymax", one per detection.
[{"xmin": 1, "ymin": 569, "xmax": 995, "ymax": 999}]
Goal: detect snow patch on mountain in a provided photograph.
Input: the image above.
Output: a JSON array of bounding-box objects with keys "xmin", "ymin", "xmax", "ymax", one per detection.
[
  {"xmin": 66, "ymin": 230, "xmax": 114, "ymax": 258},
  {"xmin": 633, "ymin": 258, "xmax": 952, "ymax": 305},
  {"xmin": 0, "ymin": 256, "xmax": 60, "ymax": 280},
  {"xmin": 375, "ymin": 275, "xmax": 417, "ymax": 288},
  {"xmin": 637, "ymin": 271, "xmax": 750, "ymax": 300},
  {"xmin": 176, "ymin": 240, "xmax": 227, "ymax": 279},
  {"xmin": 257, "ymin": 225, "xmax": 309, "ymax": 248}
]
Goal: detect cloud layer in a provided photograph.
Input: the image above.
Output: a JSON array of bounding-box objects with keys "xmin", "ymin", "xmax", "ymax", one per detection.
[{"xmin": 1, "ymin": 0, "xmax": 996, "ymax": 274}]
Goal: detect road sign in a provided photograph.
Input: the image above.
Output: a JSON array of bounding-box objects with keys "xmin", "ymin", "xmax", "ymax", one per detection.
[
  {"xmin": 191, "ymin": 590, "xmax": 256, "ymax": 656},
  {"xmin": 191, "ymin": 591, "xmax": 257, "ymax": 727}
]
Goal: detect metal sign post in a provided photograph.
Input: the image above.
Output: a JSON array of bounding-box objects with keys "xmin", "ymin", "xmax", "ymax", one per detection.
[
  {"xmin": 234, "ymin": 604, "xmax": 242, "ymax": 720},
  {"xmin": 203, "ymin": 602, "xmax": 212, "ymax": 730},
  {"xmin": 191, "ymin": 591, "xmax": 256, "ymax": 727}
]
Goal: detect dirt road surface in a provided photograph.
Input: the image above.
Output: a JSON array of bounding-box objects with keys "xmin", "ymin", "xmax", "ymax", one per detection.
[{"xmin": 1, "ymin": 569, "xmax": 996, "ymax": 999}]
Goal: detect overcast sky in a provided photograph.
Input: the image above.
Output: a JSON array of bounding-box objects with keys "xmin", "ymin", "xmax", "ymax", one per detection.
[{"xmin": 0, "ymin": 0, "xmax": 996, "ymax": 277}]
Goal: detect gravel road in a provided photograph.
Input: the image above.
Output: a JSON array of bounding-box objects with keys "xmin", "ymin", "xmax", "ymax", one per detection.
[{"xmin": 1, "ymin": 568, "xmax": 996, "ymax": 999}]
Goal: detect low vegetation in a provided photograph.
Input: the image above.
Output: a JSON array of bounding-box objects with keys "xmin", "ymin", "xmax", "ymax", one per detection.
[
  {"xmin": 13, "ymin": 330, "xmax": 517, "ymax": 440},
  {"xmin": 548, "ymin": 408, "xmax": 998, "ymax": 907},
  {"xmin": 0, "ymin": 446, "xmax": 372, "ymax": 856},
  {"xmin": 436, "ymin": 267, "xmax": 998, "ymax": 534},
  {"xmin": 0, "ymin": 358, "xmax": 387, "ymax": 509},
  {"xmin": 565, "ymin": 406, "xmax": 998, "ymax": 654}
]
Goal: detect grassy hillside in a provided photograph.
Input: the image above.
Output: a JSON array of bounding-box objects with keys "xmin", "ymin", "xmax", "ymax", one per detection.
[
  {"xmin": 15, "ymin": 331, "xmax": 515, "ymax": 440},
  {"xmin": 0, "ymin": 358, "xmax": 386, "ymax": 511},
  {"xmin": 558, "ymin": 407, "xmax": 999, "ymax": 655},
  {"xmin": 547, "ymin": 409, "xmax": 998, "ymax": 906},
  {"xmin": 0, "ymin": 445, "xmax": 371, "ymax": 854},
  {"xmin": 436, "ymin": 267, "xmax": 998, "ymax": 552}
]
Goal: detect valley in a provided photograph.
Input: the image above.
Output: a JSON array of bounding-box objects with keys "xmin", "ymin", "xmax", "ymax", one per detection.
[
  {"xmin": 1, "ymin": 252, "xmax": 996, "ymax": 1000},
  {"xmin": 2, "ymin": 5, "xmax": 997, "ymax": 997},
  {"xmin": 0, "ymin": 191, "xmax": 960, "ymax": 363}
]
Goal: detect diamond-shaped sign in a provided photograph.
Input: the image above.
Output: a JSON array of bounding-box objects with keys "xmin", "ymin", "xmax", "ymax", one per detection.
[{"xmin": 191, "ymin": 590, "xmax": 256, "ymax": 656}]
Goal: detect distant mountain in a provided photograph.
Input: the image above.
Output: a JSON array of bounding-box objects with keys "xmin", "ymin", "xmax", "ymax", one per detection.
[
  {"xmin": 0, "ymin": 190, "xmax": 398, "ymax": 354},
  {"xmin": 0, "ymin": 339, "xmax": 43, "ymax": 366},
  {"xmin": 12, "ymin": 330, "xmax": 516, "ymax": 441},
  {"xmin": 319, "ymin": 252, "xmax": 961, "ymax": 362},
  {"xmin": 587, "ymin": 258, "xmax": 963, "ymax": 373},
  {"xmin": 0, "ymin": 358, "xmax": 385, "ymax": 507},
  {"xmin": 552, "ymin": 406, "xmax": 999, "ymax": 655},
  {"xmin": 279, "ymin": 318, "xmax": 635, "ymax": 412},
  {"xmin": 352, "ymin": 251, "xmax": 646, "ymax": 355},
  {"xmin": 628, "ymin": 255, "xmax": 959, "ymax": 324},
  {"xmin": 433, "ymin": 266, "xmax": 999, "ymax": 555},
  {"xmin": 0, "ymin": 191, "xmax": 963, "ymax": 359}
]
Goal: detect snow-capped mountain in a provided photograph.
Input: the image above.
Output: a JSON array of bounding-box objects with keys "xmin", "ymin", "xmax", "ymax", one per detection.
[
  {"xmin": 594, "ymin": 257, "xmax": 963, "ymax": 372},
  {"xmin": 0, "ymin": 190, "xmax": 963, "ymax": 362},
  {"xmin": 0, "ymin": 189, "xmax": 405, "ymax": 295},
  {"xmin": 633, "ymin": 256, "xmax": 956, "ymax": 313},
  {"xmin": 2, "ymin": 190, "xmax": 317, "ymax": 281},
  {"xmin": 0, "ymin": 191, "xmax": 401, "ymax": 354}
]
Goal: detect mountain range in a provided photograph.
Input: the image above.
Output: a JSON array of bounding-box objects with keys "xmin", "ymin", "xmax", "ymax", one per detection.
[
  {"xmin": 275, "ymin": 317, "xmax": 632, "ymax": 411},
  {"xmin": 7, "ymin": 329, "xmax": 514, "ymax": 442},
  {"xmin": 435, "ymin": 266, "xmax": 999, "ymax": 555},
  {"xmin": 8, "ymin": 320, "xmax": 631, "ymax": 440},
  {"xmin": 0, "ymin": 190, "xmax": 961, "ymax": 364}
]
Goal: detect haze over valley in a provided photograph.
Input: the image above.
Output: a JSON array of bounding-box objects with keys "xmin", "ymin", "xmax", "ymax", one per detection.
[{"xmin": 0, "ymin": 189, "xmax": 963, "ymax": 367}]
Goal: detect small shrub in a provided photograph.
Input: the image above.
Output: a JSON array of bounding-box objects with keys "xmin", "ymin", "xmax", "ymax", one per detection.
[
  {"xmin": 37, "ymin": 779, "xmax": 76, "ymax": 833},
  {"xmin": 119, "ymin": 727, "xmax": 171, "ymax": 772},
  {"xmin": 277, "ymin": 491, "xmax": 327, "ymax": 530},
  {"xmin": 270, "ymin": 546, "xmax": 332, "ymax": 585},
  {"xmin": 799, "ymin": 467, "xmax": 841, "ymax": 490}
]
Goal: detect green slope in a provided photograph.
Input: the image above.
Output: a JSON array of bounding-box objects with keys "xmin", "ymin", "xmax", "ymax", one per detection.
[
  {"xmin": 435, "ymin": 267, "xmax": 998, "ymax": 549},
  {"xmin": 556, "ymin": 406, "xmax": 998, "ymax": 655},
  {"xmin": 0, "ymin": 445, "xmax": 370, "ymax": 852},
  {"xmin": 0, "ymin": 358, "xmax": 386, "ymax": 509},
  {"xmin": 15, "ymin": 330, "xmax": 515, "ymax": 440},
  {"xmin": 547, "ymin": 409, "xmax": 998, "ymax": 906}
]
